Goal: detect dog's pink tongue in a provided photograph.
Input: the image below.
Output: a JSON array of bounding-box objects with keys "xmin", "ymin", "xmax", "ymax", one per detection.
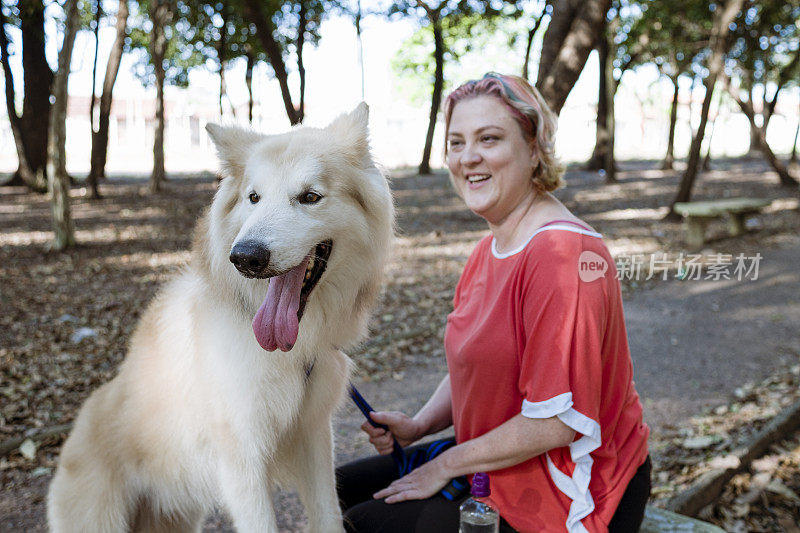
[{"xmin": 252, "ymin": 257, "xmax": 309, "ymax": 352}]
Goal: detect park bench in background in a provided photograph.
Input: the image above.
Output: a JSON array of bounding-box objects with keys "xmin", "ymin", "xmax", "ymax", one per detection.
[{"xmin": 673, "ymin": 198, "xmax": 772, "ymax": 248}]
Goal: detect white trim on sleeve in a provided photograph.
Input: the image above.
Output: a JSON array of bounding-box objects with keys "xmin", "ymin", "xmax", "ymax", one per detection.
[
  {"xmin": 521, "ymin": 392, "xmax": 573, "ymax": 419},
  {"xmin": 520, "ymin": 393, "xmax": 602, "ymax": 533},
  {"xmin": 492, "ymin": 225, "xmax": 603, "ymax": 259}
]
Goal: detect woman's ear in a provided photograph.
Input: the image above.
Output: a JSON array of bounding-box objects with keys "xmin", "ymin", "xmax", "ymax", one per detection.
[{"xmin": 529, "ymin": 142, "xmax": 540, "ymax": 171}]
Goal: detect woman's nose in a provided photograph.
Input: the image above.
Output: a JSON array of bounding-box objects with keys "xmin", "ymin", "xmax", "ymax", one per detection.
[{"xmin": 460, "ymin": 144, "xmax": 482, "ymax": 166}]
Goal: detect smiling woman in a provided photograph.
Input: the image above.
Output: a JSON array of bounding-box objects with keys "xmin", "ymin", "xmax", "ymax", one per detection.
[
  {"xmin": 445, "ymin": 96, "xmax": 540, "ymax": 230},
  {"xmin": 336, "ymin": 74, "xmax": 651, "ymax": 533},
  {"xmin": 443, "ymin": 73, "xmax": 563, "ymax": 196}
]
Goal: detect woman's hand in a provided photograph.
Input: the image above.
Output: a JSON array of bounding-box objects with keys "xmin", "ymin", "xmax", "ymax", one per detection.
[
  {"xmin": 372, "ymin": 456, "xmax": 452, "ymax": 503},
  {"xmin": 361, "ymin": 374, "xmax": 453, "ymax": 455},
  {"xmin": 361, "ymin": 411, "xmax": 422, "ymax": 454}
]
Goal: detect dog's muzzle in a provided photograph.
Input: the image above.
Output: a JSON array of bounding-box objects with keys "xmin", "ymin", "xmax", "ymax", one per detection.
[{"xmin": 230, "ymin": 240, "xmax": 271, "ymax": 278}]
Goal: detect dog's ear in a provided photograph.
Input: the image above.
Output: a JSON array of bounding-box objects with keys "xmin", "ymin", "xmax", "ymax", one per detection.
[
  {"xmin": 326, "ymin": 103, "xmax": 371, "ymax": 166},
  {"xmin": 346, "ymin": 101, "xmax": 369, "ymax": 130},
  {"xmin": 206, "ymin": 123, "xmax": 262, "ymax": 178}
]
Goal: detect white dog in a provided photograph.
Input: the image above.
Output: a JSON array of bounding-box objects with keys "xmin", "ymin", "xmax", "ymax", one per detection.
[{"xmin": 47, "ymin": 104, "xmax": 394, "ymax": 532}]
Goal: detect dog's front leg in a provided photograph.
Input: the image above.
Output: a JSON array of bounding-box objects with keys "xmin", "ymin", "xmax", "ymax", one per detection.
[
  {"xmin": 293, "ymin": 422, "xmax": 345, "ymax": 533},
  {"xmin": 218, "ymin": 455, "xmax": 279, "ymax": 533}
]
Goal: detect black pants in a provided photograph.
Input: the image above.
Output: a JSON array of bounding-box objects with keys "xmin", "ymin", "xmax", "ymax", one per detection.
[{"xmin": 336, "ymin": 443, "xmax": 651, "ymax": 533}]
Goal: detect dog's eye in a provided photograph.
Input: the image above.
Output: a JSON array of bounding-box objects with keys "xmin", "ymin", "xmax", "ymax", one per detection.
[
  {"xmin": 299, "ymin": 191, "xmax": 322, "ymax": 204},
  {"xmin": 248, "ymin": 191, "xmax": 260, "ymax": 204}
]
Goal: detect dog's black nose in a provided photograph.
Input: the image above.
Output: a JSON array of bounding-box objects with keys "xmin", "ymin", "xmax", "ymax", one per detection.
[{"xmin": 230, "ymin": 241, "xmax": 271, "ymax": 278}]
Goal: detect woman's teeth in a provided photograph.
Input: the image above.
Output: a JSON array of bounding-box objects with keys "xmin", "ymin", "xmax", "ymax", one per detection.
[{"xmin": 467, "ymin": 174, "xmax": 491, "ymax": 183}]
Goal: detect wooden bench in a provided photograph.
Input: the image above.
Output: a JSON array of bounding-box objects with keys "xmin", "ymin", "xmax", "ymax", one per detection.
[
  {"xmin": 641, "ymin": 507, "xmax": 726, "ymax": 532},
  {"xmin": 673, "ymin": 198, "xmax": 771, "ymax": 248}
]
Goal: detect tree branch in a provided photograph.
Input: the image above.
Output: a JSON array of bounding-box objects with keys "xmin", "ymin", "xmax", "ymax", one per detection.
[
  {"xmin": 0, "ymin": 7, "xmax": 21, "ymax": 129},
  {"xmin": 0, "ymin": 424, "xmax": 73, "ymax": 459},
  {"xmin": 0, "ymin": 8, "xmax": 37, "ymax": 187},
  {"xmin": 536, "ymin": 0, "xmax": 611, "ymax": 115},
  {"xmin": 242, "ymin": 0, "xmax": 300, "ymax": 125},
  {"xmin": 724, "ymin": 74, "xmax": 799, "ymax": 187},
  {"xmin": 766, "ymin": 45, "xmax": 800, "ymax": 120},
  {"xmin": 522, "ymin": 0, "xmax": 551, "ymax": 80}
]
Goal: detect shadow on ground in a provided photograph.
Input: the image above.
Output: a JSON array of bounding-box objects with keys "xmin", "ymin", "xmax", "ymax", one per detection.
[{"xmin": 1, "ymin": 159, "xmax": 799, "ymax": 531}]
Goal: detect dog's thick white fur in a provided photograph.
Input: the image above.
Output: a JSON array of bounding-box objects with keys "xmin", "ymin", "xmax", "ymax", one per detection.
[{"xmin": 47, "ymin": 104, "xmax": 394, "ymax": 533}]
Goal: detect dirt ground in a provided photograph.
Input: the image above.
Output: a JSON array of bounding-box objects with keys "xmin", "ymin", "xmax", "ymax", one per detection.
[{"xmin": 1, "ymin": 158, "xmax": 799, "ymax": 531}]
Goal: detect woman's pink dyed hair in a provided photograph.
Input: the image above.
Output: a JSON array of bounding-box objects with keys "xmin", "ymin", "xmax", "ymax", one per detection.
[{"xmin": 443, "ymin": 73, "xmax": 564, "ymax": 193}]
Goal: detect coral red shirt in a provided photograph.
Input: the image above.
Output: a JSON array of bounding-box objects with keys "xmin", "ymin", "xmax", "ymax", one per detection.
[{"xmin": 445, "ymin": 223, "xmax": 649, "ymax": 533}]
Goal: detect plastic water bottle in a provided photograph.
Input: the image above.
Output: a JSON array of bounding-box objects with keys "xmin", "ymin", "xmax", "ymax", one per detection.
[{"xmin": 459, "ymin": 472, "xmax": 500, "ymax": 533}]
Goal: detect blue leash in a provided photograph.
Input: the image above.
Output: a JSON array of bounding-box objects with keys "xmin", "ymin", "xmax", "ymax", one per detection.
[
  {"xmin": 348, "ymin": 384, "xmax": 408, "ymax": 473},
  {"xmin": 348, "ymin": 384, "xmax": 468, "ymax": 501}
]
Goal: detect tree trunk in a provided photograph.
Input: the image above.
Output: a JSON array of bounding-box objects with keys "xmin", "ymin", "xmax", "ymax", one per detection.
[
  {"xmin": 747, "ymin": 121, "xmax": 760, "ymax": 157},
  {"xmin": 419, "ymin": 14, "xmax": 444, "ymax": 175},
  {"xmin": 687, "ymin": 74, "xmax": 700, "ymax": 137},
  {"xmin": 587, "ymin": 20, "xmax": 617, "ymax": 182},
  {"xmin": 356, "ymin": 0, "xmax": 365, "ymax": 99},
  {"xmin": 586, "ymin": 24, "xmax": 611, "ymax": 173},
  {"xmin": 535, "ymin": 0, "xmax": 611, "ymax": 115},
  {"xmin": 603, "ymin": 79, "xmax": 616, "ymax": 183},
  {"xmin": 245, "ymin": 48, "xmax": 255, "ymax": 124},
  {"xmin": 243, "ymin": 0, "xmax": 301, "ymax": 125},
  {"xmin": 703, "ymin": 89, "xmax": 723, "ymax": 172},
  {"xmin": 47, "ymin": 0, "xmax": 80, "ymax": 250},
  {"xmin": 769, "ymin": 46, "xmax": 799, "ymax": 116},
  {"xmin": 729, "ymin": 87, "xmax": 799, "ymax": 187},
  {"xmin": 297, "ymin": 0, "xmax": 307, "ymax": 122},
  {"xmin": 88, "ymin": 0, "xmax": 128, "ymax": 198},
  {"xmin": 149, "ymin": 0, "xmax": 170, "ymax": 194},
  {"xmin": 744, "ymin": 78, "xmax": 787, "ymax": 162},
  {"xmin": 537, "ymin": 0, "xmax": 580, "ymax": 84},
  {"xmin": 16, "ymin": 2, "xmax": 52, "ymax": 192},
  {"xmin": 702, "ymin": 115, "xmax": 716, "ymax": 172},
  {"xmin": 87, "ymin": 0, "xmax": 102, "ymax": 197},
  {"xmin": 217, "ymin": 8, "xmax": 227, "ymax": 118},
  {"xmin": 218, "ymin": 61, "xmax": 232, "ymax": 119},
  {"xmin": 743, "ymin": 83, "xmax": 760, "ymax": 157},
  {"xmin": 766, "ymin": 47, "xmax": 799, "ymax": 163},
  {"xmin": 89, "ymin": 0, "xmax": 101, "ymax": 134},
  {"xmin": 0, "ymin": 8, "xmax": 38, "ymax": 190},
  {"xmin": 662, "ymin": 75, "xmax": 680, "ymax": 170},
  {"xmin": 668, "ymin": 84, "xmax": 715, "ymax": 216},
  {"xmin": 522, "ymin": 2, "xmax": 548, "ymax": 81},
  {"xmin": 667, "ymin": 0, "xmax": 744, "ymax": 220}
]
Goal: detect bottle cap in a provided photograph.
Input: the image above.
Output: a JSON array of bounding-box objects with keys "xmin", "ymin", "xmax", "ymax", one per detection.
[{"xmin": 471, "ymin": 472, "xmax": 490, "ymax": 497}]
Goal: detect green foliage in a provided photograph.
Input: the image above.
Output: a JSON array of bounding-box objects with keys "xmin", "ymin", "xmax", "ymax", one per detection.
[
  {"xmin": 79, "ymin": 0, "xmax": 100, "ymax": 32},
  {"xmin": 127, "ymin": 1, "xmax": 204, "ymax": 88},
  {"xmin": 277, "ymin": 0, "xmax": 327, "ymax": 50},
  {"xmin": 161, "ymin": 0, "xmax": 335, "ymax": 83},
  {"xmin": 178, "ymin": 2, "xmax": 264, "ymax": 71},
  {"xmin": 393, "ymin": 25, "xmax": 446, "ymax": 105},
  {"xmin": 0, "ymin": 2, "xmax": 21, "ymax": 56},
  {"xmin": 629, "ymin": 0, "xmax": 714, "ymax": 79},
  {"xmin": 2, "ymin": 0, "xmax": 94, "ymax": 58},
  {"xmin": 628, "ymin": 0, "xmax": 800, "ymax": 93},
  {"xmin": 727, "ymin": 0, "xmax": 800, "ymax": 91},
  {"xmin": 389, "ymin": 1, "xmax": 527, "ymax": 105},
  {"xmin": 607, "ymin": 0, "xmax": 647, "ymax": 78}
]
